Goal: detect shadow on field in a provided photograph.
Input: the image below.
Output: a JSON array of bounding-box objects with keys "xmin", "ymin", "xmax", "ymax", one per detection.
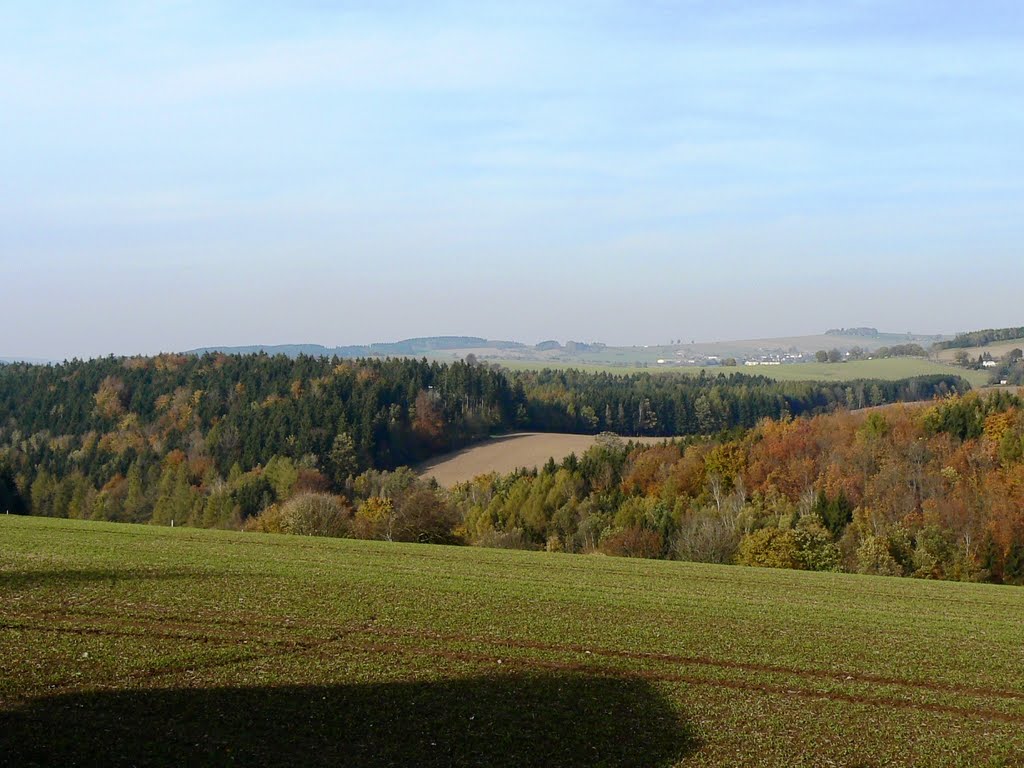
[{"xmin": 0, "ymin": 672, "xmax": 699, "ymax": 767}]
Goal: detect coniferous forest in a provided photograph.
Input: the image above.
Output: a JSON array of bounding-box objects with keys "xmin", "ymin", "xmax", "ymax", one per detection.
[{"xmin": 0, "ymin": 353, "xmax": 979, "ymax": 581}]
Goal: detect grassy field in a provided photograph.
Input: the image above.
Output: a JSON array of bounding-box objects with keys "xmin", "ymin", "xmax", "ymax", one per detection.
[
  {"xmin": 738, "ymin": 358, "xmax": 991, "ymax": 387},
  {"xmin": 418, "ymin": 432, "xmax": 670, "ymax": 486},
  {"xmin": 495, "ymin": 357, "xmax": 991, "ymax": 387},
  {"xmin": 420, "ymin": 333, "xmax": 947, "ymax": 369},
  {"xmin": 3, "ymin": 517, "xmax": 1024, "ymax": 766},
  {"xmin": 934, "ymin": 338, "xmax": 1024, "ymax": 364}
]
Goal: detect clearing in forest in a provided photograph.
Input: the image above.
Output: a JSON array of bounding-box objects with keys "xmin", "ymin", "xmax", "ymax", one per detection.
[{"xmin": 418, "ymin": 432, "xmax": 669, "ymax": 486}]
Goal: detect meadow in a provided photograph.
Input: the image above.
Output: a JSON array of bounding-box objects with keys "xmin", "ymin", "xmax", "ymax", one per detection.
[
  {"xmin": 2, "ymin": 515, "xmax": 1023, "ymax": 767},
  {"xmin": 494, "ymin": 357, "xmax": 990, "ymax": 388},
  {"xmin": 933, "ymin": 338, "xmax": 1024, "ymax": 364}
]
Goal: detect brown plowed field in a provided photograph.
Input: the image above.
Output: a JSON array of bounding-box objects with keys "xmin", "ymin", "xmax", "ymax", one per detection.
[{"xmin": 418, "ymin": 432, "xmax": 671, "ymax": 486}]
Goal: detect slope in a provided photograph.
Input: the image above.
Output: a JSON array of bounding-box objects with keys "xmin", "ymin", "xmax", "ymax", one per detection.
[{"xmin": 2, "ymin": 516, "xmax": 1022, "ymax": 767}]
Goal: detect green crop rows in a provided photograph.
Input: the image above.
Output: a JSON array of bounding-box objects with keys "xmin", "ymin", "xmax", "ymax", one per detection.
[{"xmin": 2, "ymin": 516, "xmax": 1022, "ymax": 767}]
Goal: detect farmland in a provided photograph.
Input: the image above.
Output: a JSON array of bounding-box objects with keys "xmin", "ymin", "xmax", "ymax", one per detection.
[
  {"xmin": 496, "ymin": 357, "xmax": 990, "ymax": 388},
  {"xmin": 736, "ymin": 358, "xmax": 990, "ymax": 387},
  {"xmin": 934, "ymin": 337, "xmax": 1024, "ymax": 364},
  {"xmin": 198, "ymin": 332, "xmax": 947, "ymax": 370},
  {"xmin": 418, "ymin": 432, "xmax": 670, "ymax": 486},
  {"xmin": 3, "ymin": 516, "xmax": 1023, "ymax": 767}
]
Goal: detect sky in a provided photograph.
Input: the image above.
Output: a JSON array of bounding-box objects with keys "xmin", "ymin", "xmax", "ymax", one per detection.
[{"xmin": 2, "ymin": 1, "xmax": 1023, "ymax": 359}]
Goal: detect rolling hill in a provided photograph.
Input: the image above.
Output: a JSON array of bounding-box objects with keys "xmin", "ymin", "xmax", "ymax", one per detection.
[
  {"xmin": 186, "ymin": 329, "xmax": 949, "ymax": 369},
  {"xmin": 2, "ymin": 515, "xmax": 1022, "ymax": 767}
]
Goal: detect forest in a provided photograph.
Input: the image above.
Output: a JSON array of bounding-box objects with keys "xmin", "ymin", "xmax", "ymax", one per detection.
[
  {"xmin": 0, "ymin": 353, "xmax": 979, "ymax": 579},
  {"xmin": 444, "ymin": 391, "xmax": 1024, "ymax": 584},
  {"xmin": 934, "ymin": 326, "xmax": 1024, "ymax": 350}
]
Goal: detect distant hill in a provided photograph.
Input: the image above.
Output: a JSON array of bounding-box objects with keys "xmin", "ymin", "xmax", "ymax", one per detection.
[
  {"xmin": 185, "ymin": 330, "xmax": 952, "ymax": 368},
  {"xmin": 188, "ymin": 337, "xmax": 526, "ymax": 359},
  {"xmin": 187, "ymin": 344, "xmax": 358, "ymax": 358},
  {"xmin": 0, "ymin": 356, "xmax": 53, "ymax": 365},
  {"xmin": 825, "ymin": 327, "xmax": 879, "ymax": 337}
]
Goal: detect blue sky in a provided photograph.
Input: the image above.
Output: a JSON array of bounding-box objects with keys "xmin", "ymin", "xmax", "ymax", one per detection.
[{"xmin": 3, "ymin": 1, "xmax": 1023, "ymax": 359}]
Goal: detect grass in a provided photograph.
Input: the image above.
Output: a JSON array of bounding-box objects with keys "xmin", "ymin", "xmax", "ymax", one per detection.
[
  {"xmin": 736, "ymin": 358, "xmax": 991, "ymax": 387},
  {"xmin": 933, "ymin": 337, "xmax": 1024, "ymax": 364},
  {"xmin": 495, "ymin": 357, "xmax": 992, "ymax": 387},
  {"xmin": 423, "ymin": 333, "xmax": 947, "ymax": 369},
  {"xmin": 3, "ymin": 516, "xmax": 1024, "ymax": 767}
]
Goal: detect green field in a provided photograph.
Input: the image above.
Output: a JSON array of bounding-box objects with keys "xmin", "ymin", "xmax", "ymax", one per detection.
[
  {"xmin": 934, "ymin": 337, "xmax": 1024, "ymax": 364},
  {"xmin": 3, "ymin": 516, "xmax": 1023, "ymax": 767},
  {"xmin": 734, "ymin": 358, "xmax": 991, "ymax": 387},
  {"xmin": 419, "ymin": 332, "xmax": 947, "ymax": 370},
  {"xmin": 495, "ymin": 357, "xmax": 991, "ymax": 387}
]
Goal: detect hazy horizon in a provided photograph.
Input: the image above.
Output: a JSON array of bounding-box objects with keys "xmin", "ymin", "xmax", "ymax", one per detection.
[
  {"xmin": 4, "ymin": 2, "xmax": 1023, "ymax": 361},
  {"xmin": 0, "ymin": 323, "xmax": 987, "ymax": 364}
]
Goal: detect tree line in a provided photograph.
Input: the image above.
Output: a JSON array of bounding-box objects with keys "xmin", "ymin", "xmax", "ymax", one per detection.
[
  {"xmin": 934, "ymin": 326, "xmax": 1024, "ymax": 351},
  {"xmin": 0, "ymin": 353, "xmax": 967, "ymax": 530},
  {"xmin": 514, "ymin": 368, "xmax": 964, "ymax": 435},
  {"xmin": 27, "ymin": 387, "xmax": 1016, "ymax": 587},
  {"xmin": 446, "ymin": 390, "xmax": 1024, "ymax": 584}
]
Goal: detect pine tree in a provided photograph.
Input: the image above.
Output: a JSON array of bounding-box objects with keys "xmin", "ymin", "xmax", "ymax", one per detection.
[{"xmin": 124, "ymin": 461, "xmax": 148, "ymax": 522}]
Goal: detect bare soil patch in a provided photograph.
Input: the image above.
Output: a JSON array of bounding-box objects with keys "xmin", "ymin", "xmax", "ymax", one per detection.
[{"xmin": 418, "ymin": 432, "xmax": 670, "ymax": 486}]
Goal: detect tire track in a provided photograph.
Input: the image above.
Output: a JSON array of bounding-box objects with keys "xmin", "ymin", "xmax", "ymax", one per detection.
[
  {"xmin": 333, "ymin": 637, "xmax": 1024, "ymax": 726},
  {"xmin": 353, "ymin": 624, "xmax": 1024, "ymax": 703},
  {"xmin": 7, "ymin": 610, "xmax": 1024, "ymax": 713}
]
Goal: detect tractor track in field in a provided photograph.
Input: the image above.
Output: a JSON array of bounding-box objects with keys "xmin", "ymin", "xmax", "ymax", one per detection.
[
  {"xmin": 271, "ymin": 634, "xmax": 1024, "ymax": 727},
  {"xmin": 5, "ymin": 607, "xmax": 1024, "ymax": 723},
  {"xmin": 369, "ymin": 625, "xmax": 1024, "ymax": 703},
  {"xmin": 9, "ymin": 620, "xmax": 1023, "ymax": 728}
]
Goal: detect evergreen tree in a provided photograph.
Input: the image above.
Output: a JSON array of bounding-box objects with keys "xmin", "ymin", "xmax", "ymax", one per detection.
[{"xmin": 124, "ymin": 461, "xmax": 148, "ymax": 522}]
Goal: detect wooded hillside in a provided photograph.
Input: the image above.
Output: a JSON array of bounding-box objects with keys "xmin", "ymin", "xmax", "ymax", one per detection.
[
  {"xmin": 450, "ymin": 391, "xmax": 1024, "ymax": 584},
  {"xmin": 0, "ymin": 354, "xmax": 967, "ymax": 535}
]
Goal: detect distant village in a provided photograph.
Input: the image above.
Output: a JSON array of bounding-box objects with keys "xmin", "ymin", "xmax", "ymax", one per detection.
[{"xmin": 654, "ymin": 350, "xmax": 813, "ymax": 367}]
